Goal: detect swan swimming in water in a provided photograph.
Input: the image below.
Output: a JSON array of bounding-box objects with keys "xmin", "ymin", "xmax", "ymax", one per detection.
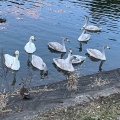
[
  {"xmin": 82, "ymin": 16, "xmax": 102, "ymax": 32},
  {"xmin": 31, "ymin": 55, "xmax": 48, "ymax": 77},
  {"xmin": 53, "ymin": 49, "xmax": 76, "ymax": 72},
  {"xmin": 78, "ymin": 30, "xmax": 91, "ymax": 42},
  {"xmin": 48, "ymin": 37, "xmax": 69, "ymax": 52},
  {"xmin": 86, "ymin": 45, "xmax": 110, "ymax": 60},
  {"xmin": 24, "ymin": 36, "xmax": 36, "ymax": 53},
  {"xmin": 68, "ymin": 48, "xmax": 86, "ymax": 64},
  {"xmin": 4, "ymin": 50, "xmax": 20, "ymax": 70}
]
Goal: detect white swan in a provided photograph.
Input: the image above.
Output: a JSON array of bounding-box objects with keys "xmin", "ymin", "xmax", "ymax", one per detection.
[
  {"xmin": 68, "ymin": 48, "xmax": 86, "ymax": 64},
  {"xmin": 31, "ymin": 55, "xmax": 48, "ymax": 73},
  {"xmin": 48, "ymin": 37, "xmax": 69, "ymax": 52},
  {"xmin": 53, "ymin": 49, "xmax": 76, "ymax": 72},
  {"xmin": 4, "ymin": 50, "xmax": 20, "ymax": 70},
  {"xmin": 24, "ymin": 36, "xmax": 36, "ymax": 53},
  {"xmin": 78, "ymin": 30, "xmax": 91, "ymax": 42},
  {"xmin": 82, "ymin": 16, "xmax": 102, "ymax": 32},
  {"xmin": 87, "ymin": 45, "xmax": 110, "ymax": 60}
]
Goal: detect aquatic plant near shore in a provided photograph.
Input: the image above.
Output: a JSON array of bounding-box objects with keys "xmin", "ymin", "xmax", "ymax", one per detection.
[
  {"xmin": 0, "ymin": 91, "xmax": 9, "ymax": 111},
  {"xmin": 0, "ymin": 49, "xmax": 9, "ymax": 81},
  {"xmin": 66, "ymin": 72, "xmax": 79, "ymax": 91}
]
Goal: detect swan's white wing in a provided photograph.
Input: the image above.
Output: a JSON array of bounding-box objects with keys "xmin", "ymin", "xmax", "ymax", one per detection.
[
  {"xmin": 48, "ymin": 42, "xmax": 65, "ymax": 52},
  {"xmin": 78, "ymin": 33, "xmax": 91, "ymax": 41},
  {"xmin": 42, "ymin": 62, "xmax": 48, "ymax": 71},
  {"xmin": 85, "ymin": 25, "xmax": 101, "ymax": 32},
  {"xmin": 31, "ymin": 55, "xmax": 45, "ymax": 70},
  {"xmin": 71, "ymin": 55, "xmax": 86, "ymax": 64},
  {"xmin": 4, "ymin": 54, "xmax": 14, "ymax": 68},
  {"xmin": 83, "ymin": 34, "xmax": 91, "ymax": 41},
  {"xmin": 11, "ymin": 58, "xmax": 20, "ymax": 70},
  {"xmin": 24, "ymin": 42, "xmax": 36, "ymax": 53},
  {"xmin": 53, "ymin": 58, "xmax": 65, "ymax": 69},
  {"xmin": 87, "ymin": 49, "xmax": 103, "ymax": 59},
  {"xmin": 53, "ymin": 58, "xmax": 74, "ymax": 72}
]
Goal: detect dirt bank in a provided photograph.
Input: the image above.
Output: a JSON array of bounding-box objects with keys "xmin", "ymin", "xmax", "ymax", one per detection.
[{"xmin": 0, "ymin": 68, "xmax": 120, "ymax": 120}]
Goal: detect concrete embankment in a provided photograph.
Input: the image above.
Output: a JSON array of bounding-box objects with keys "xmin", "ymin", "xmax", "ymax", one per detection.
[{"xmin": 0, "ymin": 68, "xmax": 120, "ymax": 120}]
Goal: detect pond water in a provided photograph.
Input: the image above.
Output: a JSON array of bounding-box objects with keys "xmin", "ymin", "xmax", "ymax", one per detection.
[{"xmin": 0, "ymin": 0, "xmax": 120, "ymax": 92}]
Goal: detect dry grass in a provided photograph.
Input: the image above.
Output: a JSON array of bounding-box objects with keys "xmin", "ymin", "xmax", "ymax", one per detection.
[
  {"xmin": 66, "ymin": 72, "xmax": 79, "ymax": 91},
  {"xmin": 91, "ymin": 77, "xmax": 110, "ymax": 88},
  {"xmin": 0, "ymin": 93, "xmax": 9, "ymax": 112},
  {"xmin": 33, "ymin": 93, "xmax": 120, "ymax": 120}
]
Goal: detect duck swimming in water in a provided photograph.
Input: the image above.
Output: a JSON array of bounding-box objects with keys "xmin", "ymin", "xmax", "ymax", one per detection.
[{"xmin": 0, "ymin": 18, "xmax": 6, "ymax": 23}]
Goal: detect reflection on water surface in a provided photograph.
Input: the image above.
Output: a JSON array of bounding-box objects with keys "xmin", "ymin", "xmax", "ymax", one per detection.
[{"xmin": 0, "ymin": 0, "xmax": 120, "ymax": 91}]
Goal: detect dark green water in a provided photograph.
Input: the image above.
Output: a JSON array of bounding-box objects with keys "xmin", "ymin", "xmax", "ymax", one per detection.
[{"xmin": 0, "ymin": 0, "xmax": 120, "ymax": 91}]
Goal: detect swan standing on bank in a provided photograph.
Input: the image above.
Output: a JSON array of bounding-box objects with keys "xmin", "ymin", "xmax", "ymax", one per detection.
[
  {"xmin": 4, "ymin": 50, "xmax": 20, "ymax": 70},
  {"xmin": 68, "ymin": 48, "xmax": 86, "ymax": 64},
  {"xmin": 78, "ymin": 30, "xmax": 91, "ymax": 42},
  {"xmin": 82, "ymin": 16, "xmax": 102, "ymax": 32},
  {"xmin": 86, "ymin": 45, "xmax": 110, "ymax": 60},
  {"xmin": 31, "ymin": 54, "xmax": 48, "ymax": 74},
  {"xmin": 48, "ymin": 37, "xmax": 69, "ymax": 52},
  {"xmin": 53, "ymin": 49, "xmax": 76, "ymax": 72},
  {"xmin": 24, "ymin": 36, "xmax": 36, "ymax": 53}
]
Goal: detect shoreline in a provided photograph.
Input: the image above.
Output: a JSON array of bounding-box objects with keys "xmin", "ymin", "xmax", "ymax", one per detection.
[{"xmin": 0, "ymin": 68, "xmax": 120, "ymax": 120}]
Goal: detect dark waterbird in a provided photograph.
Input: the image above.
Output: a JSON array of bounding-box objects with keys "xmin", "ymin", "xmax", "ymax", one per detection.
[
  {"xmin": 19, "ymin": 82, "xmax": 30, "ymax": 99},
  {"xmin": 0, "ymin": 18, "xmax": 6, "ymax": 23}
]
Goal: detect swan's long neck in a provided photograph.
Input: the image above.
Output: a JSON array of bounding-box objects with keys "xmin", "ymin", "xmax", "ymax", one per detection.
[
  {"xmin": 82, "ymin": 30, "xmax": 86, "ymax": 34},
  {"xmin": 69, "ymin": 56, "xmax": 74, "ymax": 64},
  {"xmin": 68, "ymin": 51, "xmax": 72, "ymax": 59},
  {"xmin": 66, "ymin": 50, "xmax": 72, "ymax": 62},
  {"xmin": 29, "ymin": 38, "xmax": 32, "ymax": 44},
  {"xmin": 102, "ymin": 46, "xmax": 106, "ymax": 56},
  {"xmin": 62, "ymin": 39, "xmax": 65, "ymax": 49},
  {"xmin": 15, "ymin": 54, "xmax": 19, "ymax": 61},
  {"xmin": 83, "ymin": 17, "xmax": 89, "ymax": 28}
]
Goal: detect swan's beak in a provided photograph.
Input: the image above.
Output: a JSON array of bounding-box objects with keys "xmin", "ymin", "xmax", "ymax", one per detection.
[
  {"xmin": 19, "ymin": 82, "xmax": 24, "ymax": 85},
  {"xmin": 70, "ymin": 50, "xmax": 72, "ymax": 54},
  {"xmin": 80, "ymin": 27, "xmax": 85, "ymax": 30},
  {"xmin": 68, "ymin": 39, "xmax": 70, "ymax": 43},
  {"xmin": 13, "ymin": 52, "xmax": 16, "ymax": 56}
]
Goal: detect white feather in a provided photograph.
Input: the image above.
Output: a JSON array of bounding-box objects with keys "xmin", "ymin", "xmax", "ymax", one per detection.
[
  {"xmin": 48, "ymin": 38, "xmax": 69, "ymax": 52},
  {"xmin": 53, "ymin": 49, "xmax": 76, "ymax": 72},
  {"xmin": 31, "ymin": 55, "xmax": 47, "ymax": 71},
  {"xmin": 24, "ymin": 36, "xmax": 36, "ymax": 53},
  {"xmin": 78, "ymin": 30, "xmax": 91, "ymax": 42},
  {"xmin": 87, "ymin": 45, "xmax": 110, "ymax": 60},
  {"xmin": 4, "ymin": 50, "xmax": 20, "ymax": 70}
]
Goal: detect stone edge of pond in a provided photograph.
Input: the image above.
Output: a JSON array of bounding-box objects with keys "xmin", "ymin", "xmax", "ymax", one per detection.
[{"xmin": 0, "ymin": 68, "xmax": 120, "ymax": 120}]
